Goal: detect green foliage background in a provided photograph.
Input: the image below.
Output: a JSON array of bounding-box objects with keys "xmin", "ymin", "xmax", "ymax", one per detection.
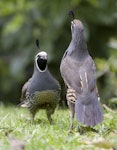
[{"xmin": 0, "ymin": 0, "xmax": 117, "ymax": 105}]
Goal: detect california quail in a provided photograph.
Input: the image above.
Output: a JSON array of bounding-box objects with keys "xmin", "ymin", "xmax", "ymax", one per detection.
[
  {"xmin": 60, "ymin": 12, "xmax": 103, "ymax": 129},
  {"xmin": 21, "ymin": 50, "xmax": 61, "ymax": 124}
]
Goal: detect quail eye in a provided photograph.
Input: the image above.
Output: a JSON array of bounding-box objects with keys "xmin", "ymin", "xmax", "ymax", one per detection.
[{"xmin": 71, "ymin": 24, "xmax": 75, "ymax": 33}]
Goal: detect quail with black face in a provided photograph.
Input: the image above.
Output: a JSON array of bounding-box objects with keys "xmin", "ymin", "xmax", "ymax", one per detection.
[{"xmin": 21, "ymin": 51, "xmax": 61, "ymax": 124}]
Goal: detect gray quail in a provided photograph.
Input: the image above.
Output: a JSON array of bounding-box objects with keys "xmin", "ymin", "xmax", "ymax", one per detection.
[
  {"xmin": 21, "ymin": 50, "xmax": 61, "ymax": 124},
  {"xmin": 60, "ymin": 11, "xmax": 103, "ymax": 129}
]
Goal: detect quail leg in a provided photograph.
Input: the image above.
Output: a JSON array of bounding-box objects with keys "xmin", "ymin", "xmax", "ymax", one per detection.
[
  {"xmin": 30, "ymin": 108, "xmax": 37, "ymax": 125},
  {"xmin": 30, "ymin": 112, "xmax": 35, "ymax": 125},
  {"xmin": 46, "ymin": 108, "xmax": 54, "ymax": 125},
  {"xmin": 68, "ymin": 102, "xmax": 75, "ymax": 130},
  {"xmin": 66, "ymin": 88, "xmax": 76, "ymax": 130}
]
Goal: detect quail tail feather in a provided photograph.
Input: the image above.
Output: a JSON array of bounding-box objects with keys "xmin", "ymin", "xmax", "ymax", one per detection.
[{"xmin": 75, "ymin": 96, "xmax": 103, "ymax": 127}]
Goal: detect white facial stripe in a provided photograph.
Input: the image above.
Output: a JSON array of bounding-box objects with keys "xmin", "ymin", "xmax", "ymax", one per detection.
[
  {"xmin": 36, "ymin": 51, "xmax": 47, "ymax": 58},
  {"xmin": 35, "ymin": 60, "xmax": 47, "ymax": 72},
  {"xmin": 39, "ymin": 51, "xmax": 47, "ymax": 57},
  {"xmin": 35, "ymin": 51, "xmax": 47, "ymax": 72}
]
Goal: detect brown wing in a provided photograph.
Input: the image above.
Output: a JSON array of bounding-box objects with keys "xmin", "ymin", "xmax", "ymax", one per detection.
[
  {"xmin": 21, "ymin": 78, "xmax": 31, "ymax": 100},
  {"xmin": 60, "ymin": 56, "xmax": 82, "ymax": 94},
  {"xmin": 87, "ymin": 61, "xmax": 99, "ymax": 98},
  {"xmin": 80, "ymin": 57, "xmax": 97, "ymax": 93},
  {"xmin": 60, "ymin": 55, "xmax": 97, "ymax": 95}
]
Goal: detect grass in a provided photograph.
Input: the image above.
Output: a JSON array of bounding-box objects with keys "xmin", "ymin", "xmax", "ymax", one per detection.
[{"xmin": 0, "ymin": 103, "xmax": 117, "ymax": 150}]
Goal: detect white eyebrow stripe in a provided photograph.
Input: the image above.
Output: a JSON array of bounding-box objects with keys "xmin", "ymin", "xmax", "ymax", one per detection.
[{"xmin": 36, "ymin": 51, "xmax": 47, "ymax": 57}]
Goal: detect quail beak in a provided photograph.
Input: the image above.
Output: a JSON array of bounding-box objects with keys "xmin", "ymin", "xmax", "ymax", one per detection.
[{"xmin": 71, "ymin": 20, "xmax": 75, "ymax": 26}]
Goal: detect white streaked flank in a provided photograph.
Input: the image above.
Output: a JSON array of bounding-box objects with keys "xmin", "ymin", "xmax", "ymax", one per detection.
[
  {"xmin": 79, "ymin": 73, "xmax": 83, "ymax": 90},
  {"xmin": 85, "ymin": 71, "xmax": 88, "ymax": 89}
]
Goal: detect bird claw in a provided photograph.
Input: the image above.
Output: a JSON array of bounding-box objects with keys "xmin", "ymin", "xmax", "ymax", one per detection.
[{"xmin": 66, "ymin": 88, "xmax": 76, "ymax": 104}]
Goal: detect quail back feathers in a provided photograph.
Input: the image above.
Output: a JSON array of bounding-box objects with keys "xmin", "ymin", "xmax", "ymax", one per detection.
[{"xmin": 21, "ymin": 51, "xmax": 61, "ymax": 124}]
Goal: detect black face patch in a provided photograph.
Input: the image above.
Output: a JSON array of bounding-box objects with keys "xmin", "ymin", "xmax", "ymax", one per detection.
[{"xmin": 37, "ymin": 57, "xmax": 47, "ymax": 71}]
